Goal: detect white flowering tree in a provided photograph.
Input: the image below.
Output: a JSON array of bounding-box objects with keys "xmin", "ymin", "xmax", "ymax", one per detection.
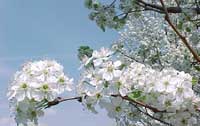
[{"xmin": 7, "ymin": 0, "xmax": 200, "ymax": 126}]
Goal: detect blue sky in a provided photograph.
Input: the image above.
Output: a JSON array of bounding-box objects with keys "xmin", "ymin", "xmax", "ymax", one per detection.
[{"xmin": 0, "ymin": 0, "xmax": 119, "ymax": 126}]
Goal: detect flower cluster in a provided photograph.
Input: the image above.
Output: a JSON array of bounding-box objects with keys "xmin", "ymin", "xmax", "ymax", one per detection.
[
  {"xmin": 122, "ymin": 62, "xmax": 200, "ymax": 125},
  {"xmin": 78, "ymin": 47, "xmax": 120, "ymax": 97},
  {"xmin": 7, "ymin": 60, "xmax": 73, "ymax": 126},
  {"xmin": 114, "ymin": 11, "xmax": 194, "ymax": 73},
  {"xmin": 78, "ymin": 47, "xmax": 200, "ymax": 126}
]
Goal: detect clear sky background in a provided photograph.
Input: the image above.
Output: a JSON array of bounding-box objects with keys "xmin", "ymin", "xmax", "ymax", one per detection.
[{"xmin": 0, "ymin": 0, "xmax": 119, "ymax": 126}]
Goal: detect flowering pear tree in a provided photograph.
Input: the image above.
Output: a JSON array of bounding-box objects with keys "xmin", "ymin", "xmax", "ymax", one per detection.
[{"xmin": 7, "ymin": 0, "xmax": 200, "ymax": 126}]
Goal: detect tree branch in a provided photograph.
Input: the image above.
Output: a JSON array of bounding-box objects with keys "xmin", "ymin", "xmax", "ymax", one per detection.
[
  {"xmin": 111, "ymin": 94, "xmax": 166, "ymax": 113},
  {"xmin": 136, "ymin": 0, "xmax": 200, "ymax": 14},
  {"xmin": 174, "ymin": 0, "xmax": 180, "ymax": 7},
  {"xmin": 116, "ymin": 49, "xmax": 140, "ymax": 62},
  {"xmin": 46, "ymin": 96, "xmax": 82, "ymax": 108},
  {"xmin": 159, "ymin": 0, "xmax": 200, "ymax": 63},
  {"xmin": 46, "ymin": 94, "xmax": 165, "ymax": 113},
  {"xmin": 104, "ymin": 0, "xmax": 117, "ymax": 9},
  {"xmin": 47, "ymin": 93, "xmax": 200, "ymax": 123},
  {"xmin": 130, "ymin": 103, "xmax": 172, "ymax": 126}
]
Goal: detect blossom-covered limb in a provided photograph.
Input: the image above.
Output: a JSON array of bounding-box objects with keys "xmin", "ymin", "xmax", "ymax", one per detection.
[
  {"xmin": 112, "ymin": 94, "xmax": 166, "ymax": 113},
  {"xmin": 130, "ymin": 103, "xmax": 172, "ymax": 126},
  {"xmin": 160, "ymin": 0, "xmax": 200, "ymax": 63}
]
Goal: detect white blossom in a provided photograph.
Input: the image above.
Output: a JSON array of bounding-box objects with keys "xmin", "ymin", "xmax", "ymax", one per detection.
[
  {"xmin": 8, "ymin": 60, "xmax": 73, "ymax": 126},
  {"xmin": 98, "ymin": 60, "xmax": 122, "ymax": 81}
]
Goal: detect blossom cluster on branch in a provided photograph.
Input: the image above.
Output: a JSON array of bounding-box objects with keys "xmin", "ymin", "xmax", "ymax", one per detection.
[
  {"xmin": 7, "ymin": 60, "xmax": 73, "ymax": 126},
  {"xmin": 6, "ymin": 48, "xmax": 200, "ymax": 126},
  {"xmin": 114, "ymin": 11, "xmax": 199, "ymax": 73},
  {"xmin": 6, "ymin": 0, "xmax": 200, "ymax": 126},
  {"xmin": 77, "ymin": 47, "xmax": 200, "ymax": 126}
]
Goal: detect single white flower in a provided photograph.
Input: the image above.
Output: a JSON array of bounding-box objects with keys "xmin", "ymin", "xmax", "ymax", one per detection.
[
  {"xmin": 7, "ymin": 81, "xmax": 33, "ymax": 102},
  {"xmin": 99, "ymin": 60, "xmax": 122, "ymax": 81},
  {"xmin": 92, "ymin": 47, "xmax": 113, "ymax": 67},
  {"xmin": 155, "ymin": 74, "xmax": 176, "ymax": 93},
  {"xmin": 99, "ymin": 97, "xmax": 128, "ymax": 118},
  {"xmin": 56, "ymin": 75, "xmax": 74, "ymax": 93}
]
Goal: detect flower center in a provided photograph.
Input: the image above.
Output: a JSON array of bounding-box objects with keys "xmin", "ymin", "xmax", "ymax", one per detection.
[
  {"xmin": 59, "ymin": 77, "xmax": 65, "ymax": 84},
  {"xmin": 42, "ymin": 84, "xmax": 49, "ymax": 91},
  {"xmin": 115, "ymin": 106, "xmax": 121, "ymax": 112},
  {"xmin": 181, "ymin": 118, "xmax": 187, "ymax": 124},
  {"xmin": 107, "ymin": 66, "xmax": 113, "ymax": 72},
  {"xmin": 177, "ymin": 87, "xmax": 184, "ymax": 93},
  {"xmin": 164, "ymin": 81, "xmax": 169, "ymax": 86},
  {"xmin": 31, "ymin": 111, "xmax": 37, "ymax": 117},
  {"xmin": 96, "ymin": 93, "xmax": 101, "ymax": 99},
  {"xmin": 43, "ymin": 70, "xmax": 48, "ymax": 75},
  {"xmin": 164, "ymin": 100, "xmax": 172, "ymax": 107},
  {"xmin": 21, "ymin": 83, "xmax": 28, "ymax": 89},
  {"xmin": 116, "ymin": 81, "xmax": 122, "ymax": 89}
]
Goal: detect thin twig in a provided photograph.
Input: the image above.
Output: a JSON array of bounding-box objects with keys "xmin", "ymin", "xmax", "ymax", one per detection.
[
  {"xmin": 46, "ymin": 96, "xmax": 82, "ymax": 108},
  {"xmin": 116, "ymin": 49, "xmax": 140, "ymax": 62},
  {"xmin": 130, "ymin": 103, "xmax": 172, "ymax": 126},
  {"xmin": 174, "ymin": 0, "xmax": 180, "ymax": 7},
  {"xmin": 111, "ymin": 94, "xmax": 166, "ymax": 113},
  {"xmin": 47, "ymin": 94, "xmax": 165, "ymax": 113},
  {"xmin": 104, "ymin": 0, "xmax": 117, "ymax": 9}
]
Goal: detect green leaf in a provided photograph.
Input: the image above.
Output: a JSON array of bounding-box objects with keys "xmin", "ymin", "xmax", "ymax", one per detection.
[
  {"xmin": 128, "ymin": 90, "xmax": 142, "ymax": 99},
  {"xmin": 119, "ymin": 63, "xmax": 126, "ymax": 70},
  {"xmin": 89, "ymin": 12, "xmax": 98, "ymax": 20},
  {"xmin": 100, "ymin": 24, "xmax": 105, "ymax": 32},
  {"xmin": 192, "ymin": 77, "xmax": 198, "ymax": 86},
  {"xmin": 177, "ymin": 21, "xmax": 183, "ymax": 30},
  {"xmin": 93, "ymin": 3, "xmax": 100, "ymax": 10},
  {"xmin": 194, "ymin": 65, "xmax": 200, "ymax": 71},
  {"xmin": 78, "ymin": 46, "xmax": 93, "ymax": 60},
  {"xmin": 186, "ymin": 27, "xmax": 191, "ymax": 32},
  {"xmin": 113, "ymin": 16, "xmax": 119, "ymax": 21},
  {"xmin": 114, "ymin": 18, "xmax": 126, "ymax": 29},
  {"xmin": 104, "ymin": 81, "xmax": 109, "ymax": 88},
  {"xmin": 137, "ymin": 95, "xmax": 146, "ymax": 101},
  {"xmin": 84, "ymin": 0, "xmax": 93, "ymax": 9}
]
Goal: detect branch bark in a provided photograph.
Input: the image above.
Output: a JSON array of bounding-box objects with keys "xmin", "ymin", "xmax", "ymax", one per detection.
[
  {"xmin": 111, "ymin": 94, "xmax": 166, "ymax": 113},
  {"xmin": 47, "ymin": 95, "xmax": 165, "ymax": 113},
  {"xmin": 46, "ymin": 96, "xmax": 82, "ymax": 108},
  {"xmin": 130, "ymin": 103, "xmax": 172, "ymax": 126},
  {"xmin": 47, "ymin": 93, "xmax": 200, "ymax": 125},
  {"xmin": 159, "ymin": 0, "xmax": 200, "ymax": 63},
  {"xmin": 136, "ymin": 0, "xmax": 200, "ymax": 14}
]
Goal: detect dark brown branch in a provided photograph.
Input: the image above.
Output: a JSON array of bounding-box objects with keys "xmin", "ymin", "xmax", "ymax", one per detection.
[
  {"xmin": 130, "ymin": 103, "xmax": 172, "ymax": 126},
  {"xmin": 104, "ymin": 0, "xmax": 200, "ymax": 14},
  {"xmin": 104, "ymin": 0, "xmax": 117, "ymax": 9},
  {"xmin": 136, "ymin": 0, "xmax": 200, "ymax": 14},
  {"xmin": 111, "ymin": 94, "xmax": 166, "ymax": 113},
  {"xmin": 46, "ymin": 96, "xmax": 82, "ymax": 108},
  {"xmin": 160, "ymin": 0, "xmax": 200, "ymax": 63},
  {"xmin": 46, "ymin": 94, "xmax": 165, "ymax": 113},
  {"xmin": 50, "ymin": 95, "xmax": 200, "ymax": 114},
  {"xmin": 134, "ymin": 1, "xmax": 164, "ymax": 13},
  {"xmin": 109, "ymin": 0, "xmax": 117, "ymax": 7},
  {"xmin": 116, "ymin": 49, "xmax": 140, "ymax": 62}
]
